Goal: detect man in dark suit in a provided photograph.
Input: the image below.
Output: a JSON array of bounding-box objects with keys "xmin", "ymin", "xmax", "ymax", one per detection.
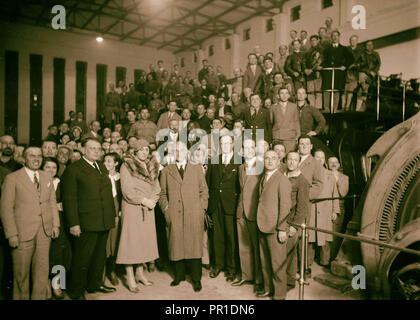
[
  {"xmin": 256, "ymin": 150, "xmax": 292, "ymax": 299},
  {"xmin": 196, "ymin": 104, "xmax": 212, "ymax": 134},
  {"xmin": 243, "ymin": 53, "xmax": 263, "ymax": 95},
  {"xmin": 285, "ymin": 40, "xmax": 306, "ymax": 94},
  {"xmin": 62, "ymin": 138, "xmax": 117, "ymax": 300},
  {"xmin": 321, "ymin": 30, "xmax": 354, "ymax": 113},
  {"xmin": 206, "ymin": 135, "xmax": 241, "ymax": 281},
  {"xmin": 243, "ymin": 94, "xmax": 272, "ymax": 144},
  {"xmin": 234, "ymin": 139, "xmax": 264, "ymax": 292},
  {"xmin": 216, "ymin": 97, "xmax": 232, "ymax": 119}
]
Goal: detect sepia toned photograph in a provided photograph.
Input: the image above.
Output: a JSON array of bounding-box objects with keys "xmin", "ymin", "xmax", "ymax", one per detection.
[{"xmin": 0, "ymin": 0, "xmax": 419, "ymax": 306}]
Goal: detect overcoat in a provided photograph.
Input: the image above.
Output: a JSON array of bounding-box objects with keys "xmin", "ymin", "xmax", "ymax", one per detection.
[
  {"xmin": 308, "ymin": 168, "xmax": 340, "ymax": 245},
  {"xmin": 159, "ymin": 163, "xmax": 209, "ymax": 261}
]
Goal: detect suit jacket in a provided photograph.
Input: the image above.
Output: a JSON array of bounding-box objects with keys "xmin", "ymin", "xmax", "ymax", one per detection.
[
  {"xmin": 298, "ymin": 155, "xmax": 324, "ymax": 200},
  {"xmin": 0, "ymin": 168, "xmax": 59, "ymax": 241},
  {"xmin": 321, "ymin": 43, "xmax": 354, "ymax": 90},
  {"xmin": 236, "ymin": 162, "xmax": 261, "ymax": 221},
  {"xmin": 286, "ymin": 171, "xmax": 310, "ymax": 226},
  {"xmin": 298, "ymin": 103, "xmax": 326, "ymax": 135},
  {"xmin": 256, "ymin": 170, "xmax": 292, "ymax": 234},
  {"xmin": 206, "ymin": 155, "xmax": 240, "ymax": 216},
  {"xmin": 61, "ymin": 158, "xmax": 116, "ymax": 232},
  {"xmin": 157, "ymin": 111, "xmax": 182, "ymax": 130},
  {"xmin": 243, "ymin": 107, "xmax": 272, "ymax": 143},
  {"xmin": 243, "ymin": 64, "xmax": 263, "ymax": 94},
  {"xmin": 271, "ymin": 102, "xmax": 301, "ymax": 141}
]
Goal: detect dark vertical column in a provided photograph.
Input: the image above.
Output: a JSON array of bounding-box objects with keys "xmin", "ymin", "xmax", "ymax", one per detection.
[
  {"xmin": 29, "ymin": 54, "xmax": 43, "ymax": 145},
  {"xmin": 96, "ymin": 64, "xmax": 107, "ymax": 120},
  {"xmin": 76, "ymin": 61, "xmax": 87, "ymax": 115},
  {"xmin": 134, "ymin": 69, "xmax": 143, "ymax": 84},
  {"xmin": 53, "ymin": 58, "xmax": 65, "ymax": 125},
  {"xmin": 116, "ymin": 66, "xmax": 126, "ymax": 85},
  {"xmin": 4, "ymin": 51, "xmax": 19, "ymax": 140}
]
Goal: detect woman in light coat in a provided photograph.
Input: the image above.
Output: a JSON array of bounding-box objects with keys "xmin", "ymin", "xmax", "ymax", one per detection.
[{"xmin": 117, "ymin": 139, "xmax": 161, "ymax": 292}]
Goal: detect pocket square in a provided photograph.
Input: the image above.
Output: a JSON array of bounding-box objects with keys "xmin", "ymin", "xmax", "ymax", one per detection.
[{"xmin": 232, "ymin": 169, "xmax": 236, "ymax": 172}]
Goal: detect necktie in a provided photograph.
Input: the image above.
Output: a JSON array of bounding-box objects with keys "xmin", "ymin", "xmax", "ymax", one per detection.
[
  {"xmin": 178, "ymin": 165, "xmax": 184, "ymax": 179},
  {"xmin": 33, "ymin": 172, "xmax": 40, "ymax": 192},
  {"xmin": 94, "ymin": 162, "xmax": 102, "ymax": 175}
]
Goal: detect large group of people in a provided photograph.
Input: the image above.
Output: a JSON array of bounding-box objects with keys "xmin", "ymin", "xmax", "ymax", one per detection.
[{"xmin": 0, "ymin": 17, "xmax": 362, "ymax": 300}]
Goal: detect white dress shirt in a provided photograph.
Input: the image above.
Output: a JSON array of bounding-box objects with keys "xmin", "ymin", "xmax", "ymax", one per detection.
[
  {"xmin": 83, "ymin": 156, "xmax": 101, "ymax": 173},
  {"xmin": 299, "ymin": 154, "xmax": 310, "ymax": 166},
  {"xmin": 222, "ymin": 152, "xmax": 233, "ymax": 165},
  {"xmin": 265, "ymin": 168, "xmax": 278, "ymax": 182},
  {"xmin": 24, "ymin": 167, "xmax": 40, "ymax": 184},
  {"xmin": 176, "ymin": 161, "xmax": 186, "ymax": 171}
]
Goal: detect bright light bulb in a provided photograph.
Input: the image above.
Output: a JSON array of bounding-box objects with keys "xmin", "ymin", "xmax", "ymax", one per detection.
[{"xmin": 96, "ymin": 36, "xmax": 103, "ymax": 43}]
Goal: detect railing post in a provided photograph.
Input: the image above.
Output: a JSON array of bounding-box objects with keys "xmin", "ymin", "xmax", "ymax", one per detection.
[
  {"xmin": 377, "ymin": 75, "xmax": 380, "ymax": 122},
  {"xmin": 330, "ymin": 68, "xmax": 335, "ymax": 114},
  {"xmin": 402, "ymin": 81, "xmax": 406, "ymax": 122},
  {"xmin": 299, "ymin": 223, "xmax": 307, "ymax": 300}
]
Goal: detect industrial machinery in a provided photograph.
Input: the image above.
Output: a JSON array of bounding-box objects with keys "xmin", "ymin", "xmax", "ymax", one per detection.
[{"xmin": 325, "ymin": 110, "xmax": 420, "ymax": 300}]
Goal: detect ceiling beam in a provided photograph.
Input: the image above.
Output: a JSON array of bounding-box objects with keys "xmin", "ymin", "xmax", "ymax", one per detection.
[
  {"xmin": 139, "ymin": 0, "xmax": 215, "ymax": 46},
  {"xmin": 174, "ymin": 1, "xmax": 285, "ymax": 53},
  {"xmin": 175, "ymin": 4, "xmax": 232, "ymax": 28},
  {"xmin": 159, "ymin": 0, "xmax": 253, "ymax": 50},
  {"xmin": 81, "ymin": 0, "xmax": 112, "ymax": 29},
  {"xmin": 119, "ymin": 1, "xmax": 179, "ymax": 40}
]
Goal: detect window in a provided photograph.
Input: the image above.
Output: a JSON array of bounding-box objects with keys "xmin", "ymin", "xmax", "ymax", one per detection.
[
  {"xmin": 243, "ymin": 28, "xmax": 251, "ymax": 41},
  {"xmin": 180, "ymin": 57, "xmax": 185, "ymax": 68},
  {"xmin": 225, "ymin": 38, "xmax": 231, "ymax": 50},
  {"xmin": 322, "ymin": 0, "xmax": 333, "ymax": 9},
  {"xmin": 209, "ymin": 45, "xmax": 214, "ymax": 57},
  {"xmin": 291, "ymin": 5, "xmax": 301, "ymax": 22},
  {"xmin": 266, "ymin": 18, "xmax": 274, "ymax": 32},
  {"xmin": 194, "ymin": 52, "xmax": 198, "ymax": 63}
]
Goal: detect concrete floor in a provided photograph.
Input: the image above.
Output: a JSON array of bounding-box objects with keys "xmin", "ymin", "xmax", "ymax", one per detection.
[{"xmin": 78, "ymin": 263, "xmax": 358, "ymax": 301}]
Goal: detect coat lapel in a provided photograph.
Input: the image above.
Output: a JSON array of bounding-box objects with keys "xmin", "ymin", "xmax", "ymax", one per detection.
[{"xmin": 168, "ymin": 164, "xmax": 182, "ymax": 184}]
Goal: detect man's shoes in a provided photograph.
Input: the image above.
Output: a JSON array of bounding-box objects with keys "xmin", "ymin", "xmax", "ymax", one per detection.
[
  {"xmin": 107, "ymin": 272, "xmax": 119, "ymax": 286},
  {"xmin": 287, "ymin": 284, "xmax": 296, "ymax": 292},
  {"xmin": 305, "ymin": 268, "xmax": 312, "ymax": 279},
  {"xmin": 209, "ymin": 267, "xmax": 222, "ymax": 278},
  {"xmin": 192, "ymin": 281, "xmax": 202, "ymax": 292},
  {"xmin": 232, "ymin": 279, "xmax": 249, "ymax": 287},
  {"xmin": 170, "ymin": 278, "xmax": 185, "ymax": 287},
  {"xmin": 225, "ymin": 273, "xmax": 235, "ymax": 282},
  {"xmin": 68, "ymin": 293, "xmax": 86, "ymax": 300},
  {"xmin": 256, "ymin": 290, "xmax": 271, "ymax": 297},
  {"xmin": 52, "ymin": 288, "xmax": 65, "ymax": 300},
  {"xmin": 254, "ymin": 283, "xmax": 264, "ymax": 293},
  {"xmin": 86, "ymin": 285, "xmax": 116, "ymax": 294}
]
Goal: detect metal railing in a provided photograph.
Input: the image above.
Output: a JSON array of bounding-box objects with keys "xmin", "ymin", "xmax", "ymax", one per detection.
[{"xmin": 290, "ymin": 196, "xmax": 420, "ymax": 300}]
